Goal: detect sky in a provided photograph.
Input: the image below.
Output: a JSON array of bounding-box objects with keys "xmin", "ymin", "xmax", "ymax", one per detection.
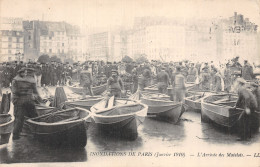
[{"xmin": 0, "ymin": 0, "xmax": 260, "ymax": 30}]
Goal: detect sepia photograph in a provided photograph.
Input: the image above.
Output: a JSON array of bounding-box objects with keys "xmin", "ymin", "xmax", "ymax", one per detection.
[{"xmin": 0, "ymin": 0, "xmax": 260, "ymax": 166}]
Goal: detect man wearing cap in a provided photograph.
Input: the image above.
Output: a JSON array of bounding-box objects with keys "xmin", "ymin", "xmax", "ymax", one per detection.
[
  {"xmin": 80, "ymin": 65, "xmax": 93, "ymax": 97},
  {"xmin": 138, "ymin": 69, "xmax": 151, "ymax": 91},
  {"xmin": 242, "ymin": 60, "xmax": 254, "ymax": 81},
  {"xmin": 107, "ymin": 69, "xmax": 124, "ymax": 97},
  {"xmin": 172, "ymin": 66, "xmax": 186, "ymax": 102},
  {"xmin": 233, "ymin": 78, "xmax": 257, "ymax": 141},
  {"xmin": 131, "ymin": 65, "xmax": 139, "ymax": 93},
  {"xmin": 157, "ymin": 66, "xmax": 169, "ymax": 94},
  {"xmin": 199, "ymin": 65, "xmax": 211, "ymax": 90},
  {"xmin": 11, "ymin": 68, "xmax": 42, "ymax": 140},
  {"xmin": 211, "ymin": 68, "xmax": 223, "ymax": 92},
  {"xmin": 250, "ymin": 82, "xmax": 260, "ymax": 131},
  {"xmin": 224, "ymin": 63, "xmax": 232, "ymax": 92},
  {"xmin": 187, "ymin": 63, "xmax": 198, "ymax": 83}
]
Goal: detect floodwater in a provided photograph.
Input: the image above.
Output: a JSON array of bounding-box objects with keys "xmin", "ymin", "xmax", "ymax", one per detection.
[{"xmin": 1, "ymin": 86, "xmax": 260, "ymax": 166}]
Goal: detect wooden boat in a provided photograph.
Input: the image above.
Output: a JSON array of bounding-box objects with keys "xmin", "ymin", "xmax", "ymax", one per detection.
[
  {"xmin": 201, "ymin": 94, "xmax": 243, "ymax": 127},
  {"xmin": 68, "ymin": 83, "xmax": 107, "ymax": 95},
  {"xmin": 90, "ymin": 98, "xmax": 147, "ymax": 140},
  {"xmin": 0, "ymin": 93, "xmax": 13, "ymax": 145},
  {"xmin": 144, "ymin": 83, "xmax": 196, "ymax": 96},
  {"xmin": 184, "ymin": 94, "xmax": 204, "ymax": 112},
  {"xmin": 0, "ymin": 114, "xmax": 14, "ymax": 145},
  {"xmin": 26, "ymin": 107, "xmax": 91, "ymax": 147},
  {"xmin": 63, "ymin": 96, "xmax": 103, "ymax": 110},
  {"xmin": 35, "ymin": 104, "xmax": 56, "ymax": 116},
  {"xmin": 140, "ymin": 93, "xmax": 183, "ymax": 124}
]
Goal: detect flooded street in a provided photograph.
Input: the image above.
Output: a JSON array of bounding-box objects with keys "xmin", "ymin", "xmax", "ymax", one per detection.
[{"xmin": 1, "ymin": 87, "xmax": 260, "ymax": 166}]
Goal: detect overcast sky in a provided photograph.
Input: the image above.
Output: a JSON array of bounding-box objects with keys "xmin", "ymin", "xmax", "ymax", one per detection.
[{"xmin": 1, "ymin": 0, "xmax": 259, "ymax": 30}]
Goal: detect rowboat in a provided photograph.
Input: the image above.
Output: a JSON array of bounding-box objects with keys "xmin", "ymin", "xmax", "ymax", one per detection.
[
  {"xmin": 184, "ymin": 94, "xmax": 204, "ymax": 112},
  {"xmin": 144, "ymin": 83, "xmax": 196, "ymax": 96},
  {"xmin": 68, "ymin": 84, "xmax": 107, "ymax": 95},
  {"xmin": 63, "ymin": 96, "xmax": 104, "ymax": 110},
  {"xmin": 26, "ymin": 107, "xmax": 91, "ymax": 147},
  {"xmin": 201, "ymin": 94, "xmax": 243, "ymax": 127},
  {"xmin": 90, "ymin": 98, "xmax": 147, "ymax": 140},
  {"xmin": 140, "ymin": 96, "xmax": 183, "ymax": 124},
  {"xmin": 35, "ymin": 104, "xmax": 56, "ymax": 116},
  {"xmin": 0, "ymin": 114, "xmax": 14, "ymax": 145}
]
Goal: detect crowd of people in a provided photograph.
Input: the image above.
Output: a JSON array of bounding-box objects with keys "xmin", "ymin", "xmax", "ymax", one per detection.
[{"xmin": 0, "ymin": 56, "xmax": 259, "ymax": 141}]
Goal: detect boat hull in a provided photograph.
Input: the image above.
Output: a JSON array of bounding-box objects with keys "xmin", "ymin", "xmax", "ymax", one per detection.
[
  {"xmin": 201, "ymin": 95, "xmax": 243, "ymax": 127},
  {"xmin": 0, "ymin": 114, "xmax": 14, "ymax": 145},
  {"xmin": 184, "ymin": 95, "xmax": 202, "ymax": 112},
  {"xmin": 26, "ymin": 108, "xmax": 91, "ymax": 147},
  {"xmin": 90, "ymin": 100, "xmax": 147, "ymax": 140},
  {"xmin": 64, "ymin": 96, "xmax": 103, "ymax": 110},
  {"xmin": 35, "ymin": 105, "xmax": 56, "ymax": 116},
  {"xmin": 140, "ymin": 97, "xmax": 183, "ymax": 123},
  {"xmin": 68, "ymin": 84, "xmax": 106, "ymax": 95}
]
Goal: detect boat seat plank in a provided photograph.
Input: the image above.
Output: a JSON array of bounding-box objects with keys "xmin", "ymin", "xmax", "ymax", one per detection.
[{"xmin": 56, "ymin": 116, "xmax": 80, "ymax": 123}]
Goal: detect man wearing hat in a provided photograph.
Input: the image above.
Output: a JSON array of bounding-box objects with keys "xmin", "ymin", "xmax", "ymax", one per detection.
[
  {"xmin": 11, "ymin": 67, "xmax": 42, "ymax": 140},
  {"xmin": 187, "ymin": 63, "xmax": 198, "ymax": 82},
  {"xmin": 107, "ymin": 69, "xmax": 124, "ymax": 97},
  {"xmin": 233, "ymin": 78, "xmax": 257, "ymax": 141},
  {"xmin": 131, "ymin": 65, "xmax": 139, "ymax": 93},
  {"xmin": 199, "ymin": 65, "xmax": 211, "ymax": 90},
  {"xmin": 157, "ymin": 66, "xmax": 169, "ymax": 94},
  {"xmin": 138, "ymin": 69, "xmax": 151, "ymax": 91},
  {"xmin": 80, "ymin": 65, "xmax": 93, "ymax": 97},
  {"xmin": 224, "ymin": 63, "xmax": 232, "ymax": 92},
  {"xmin": 242, "ymin": 60, "xmax": 254, "ymax": 81},
  {"xmin": 172, "ymin": 66, "xmax": 186, "ymax": 102}
]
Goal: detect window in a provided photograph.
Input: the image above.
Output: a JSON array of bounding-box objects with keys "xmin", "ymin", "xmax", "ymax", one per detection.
[
  {"xmin": 49, "ymin": 36, "xmax": 52, "ymax": 40},
  {"xmin": 8, "ymin": 37, "xmax": 12, "ymax": 41},
  {"xmin": 49, "ymin": 42, "xmax": 52, "ymax": 46},
  {"xmin": 8, "ymin": 43, "xmax": 12, "ymax": 48},
  {"xmin": 58, "ymin": 49, "xmax": 60, "ymax": 53},
  {"xmin": 28, "ymin": 35, "xmax": 31, "ymax": 40},
  {"xmin": 17, "ymin": 38, "xmax": 20, "ymax": 43},
  {"xmin": 8, "ymin": 50, "xmax": 11, "ymax": 54},
  {"xmin": 62, "ymin": 43, "xmax": 64, "ymax": 46},
  {"xmin": 62, "ymin": 49, "xmax": 64, "ymax": 53},
  {"xmin": 16, "ymin": 44, "xmax": 20, "ymax": 48},
  {"xmin": 49, "ymin": 49, "xmax": 52, "ymax": 53}
]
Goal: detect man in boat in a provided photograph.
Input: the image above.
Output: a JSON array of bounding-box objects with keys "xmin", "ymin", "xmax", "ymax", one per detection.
[
  {"xmin": 80, "ymin": 65, "xmax": 94, "ymax": 97},
  {"xmin": 172, "ymin": 66, "xmax": 186, "ymax": 102},
  {"xmin": 242, "ymin": 60, "xmax": 254, "ymax": 81},
  {"xmin": 107, "ymin": 69, "xmax": 125, "ymax": 98},
  {"xmin": 186, "ymin": 63, "xmax": 198, "ymax": 83},
  {"xmin": 157, "ymin": 66, "xmax": 170, "ymax": 94},
  {"xmin": 233, "ymin": 78, "xmax": 257, "ymax": 141},
  {"xmin": 199, "ymin": 65, "xmax": 211, "ymax": 90},
  {"xmin": 131, "ymin": 65, "xmax": 139, "ymax": 93},
  {"xmin": 138, "ymin": 69, "xmax": 151, "ymax": 91},
  {"xmin": 224, "ymin": 63, "xmax": 232, "ymax": 92},
  {"xmin": 250, "ymin": 82, "xmax": 260, "ymax": 131},
  {"xmin": 11, "ymin": 68, "xmax": 42, "ymax": 140},
  {"xmin": 211, "ymin": 68, "xmax": 223, "ymax": 92}
]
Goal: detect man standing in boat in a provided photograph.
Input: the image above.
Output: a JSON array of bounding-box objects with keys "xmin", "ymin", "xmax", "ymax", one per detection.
[
  {"xmin": 11, "ymin": 68, "xmax": 42, "ymax": 140},
  {"xmin": 80, "ymin": 65, "xmax": 94, "ymax": 97},
  {"xmin": 138, "ymin": 69, "xmax": 151, "ymax": 91},
  {"xmin": 107, "ymin": 69, "xmax": 125, "ymax": 98},
  {"xmin": 211, "ymin": 68, "xmax": 223, "ymax": 92},
  {"xmin": 186, "ymin": 63, "xmax": 198, "ymax": 83},
  {"xmin": 199, "ymin": 65, "xmax": 211, "ymax": 90},
  {"xmin": 172, "ymin": 66, "xmax": 186, "ymax": 102},
  {"xmin": 157, "ymin": 66, "xmax": 170, "ymax": 94},
  {"xmin": 233, "ymin": 78, "xmax": 257, "ymax": 141},
  {"xmin": 224, "ymin": 63, "xmax": 232, "ymax": 92}
]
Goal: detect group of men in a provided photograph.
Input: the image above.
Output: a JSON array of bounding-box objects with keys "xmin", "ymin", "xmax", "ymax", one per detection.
[{"xmin": 0, "ymin": 56, "xmax": 258, "ymax": 141}]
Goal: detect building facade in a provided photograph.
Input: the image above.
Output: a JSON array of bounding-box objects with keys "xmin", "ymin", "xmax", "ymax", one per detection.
[{"xmin": 0, "ymin": 17, "xmax": 24, "ymax": 62}]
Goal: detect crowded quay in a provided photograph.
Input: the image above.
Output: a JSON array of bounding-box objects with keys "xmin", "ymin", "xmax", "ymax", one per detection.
[{"xmin": 0, "ymin": 56, "xmax": 260, "ymax": 165}]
